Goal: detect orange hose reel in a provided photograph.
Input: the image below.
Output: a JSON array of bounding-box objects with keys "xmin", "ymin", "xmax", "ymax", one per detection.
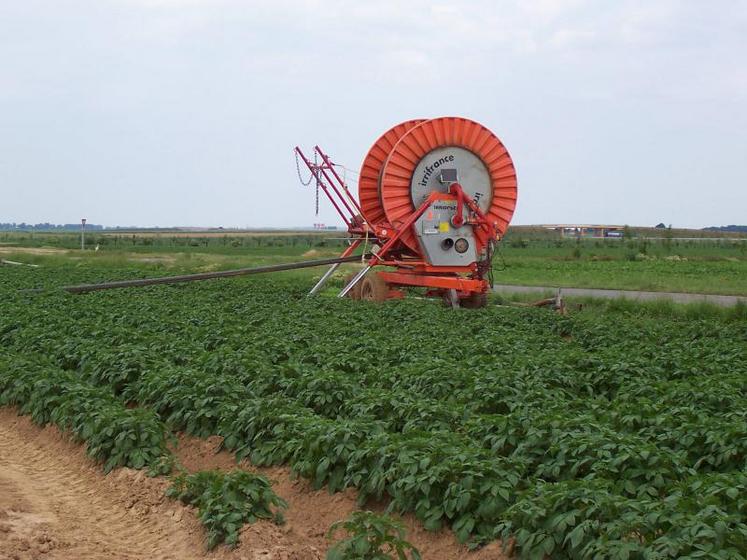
[
  {"xmin": 296, "ymin": 116, "xmax": 518, "ymax": 307},
  {"xmin": 373, "ymin": 117, "xmax": 517, "ymax": 255}
]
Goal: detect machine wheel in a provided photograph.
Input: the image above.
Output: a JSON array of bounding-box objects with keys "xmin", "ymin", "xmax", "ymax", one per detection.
[
  {"xmin": 461, "ymin": 292, "xmax": 488, "ymax": 309},
  {"xmin": 360, "ymin": 273, "xmax": 389, "ymax": 302},
  {"xmin": 344, "ymin": 272, "xmax": 362, "ymax": 300}
]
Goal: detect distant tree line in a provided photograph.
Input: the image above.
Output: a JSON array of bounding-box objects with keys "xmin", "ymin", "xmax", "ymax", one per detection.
[
  {"xmin": 0, "ymin": 222, "xmax": 104, "ymax": 231},
  {"xmin": 703, "ymin": 225, "xmax": 747, "ymax": 233}
]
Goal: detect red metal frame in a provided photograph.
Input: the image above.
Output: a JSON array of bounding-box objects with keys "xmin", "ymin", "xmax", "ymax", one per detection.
[
  {"xmin": 338, "ymin": 238, "xmax": 362, "ymax": 259},
  {"xmin": 314, "ymin": 147, "xmax": 364, "ymax": 218},
  {"xmin": 368, "ymin": 187, "xmax": 491, "ymax": 295},
  {"xmin": 294, "ymin": 146, "xmax": 371, "ymax": 234},
  {"xmin": 378, "ymin": 271, "xmax": 485, "ymax": 292},
  {"xmin": 295, "ymin": 147, "xmax": 494, "ymax": 300}
]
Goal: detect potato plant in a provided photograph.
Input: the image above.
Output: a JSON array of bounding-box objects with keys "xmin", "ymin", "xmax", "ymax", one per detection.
[
  {"xmin": 166, "ymin": 470, "xmax": 287, "ymax": 549},
  {"xmin": 2, "ymin": 266, "xmax": 746, "ymax": 558},
  {"xmin": 326, "ymin": 511, "xmax": 421, "ymax": 560},
  {"xmin": 0, "ymin": 354, "xmax": 172, "ymax": 473}
]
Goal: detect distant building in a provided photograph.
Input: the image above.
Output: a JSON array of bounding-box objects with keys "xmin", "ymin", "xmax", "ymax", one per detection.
[{"xmin": 541, "ymin": 224, "xmax": 625, "ymax": 239}]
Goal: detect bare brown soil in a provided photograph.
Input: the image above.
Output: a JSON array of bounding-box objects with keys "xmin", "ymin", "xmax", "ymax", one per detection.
[
  {"xmin": 0, "ymin": 247, "xmax": 68, "ymax": 255},
  {"xmin": 0, "ymin": 409, "xmax": 214, "ymax": 560},
  {"xmin": 0, "ymin": 410, "xmax": 509, "ymax": 560},
  {"xmin": 131, "ymin": 256, "xmax": 178, "ymax": 264}
]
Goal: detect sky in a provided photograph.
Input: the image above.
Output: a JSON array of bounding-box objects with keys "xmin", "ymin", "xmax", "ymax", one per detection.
[{"xmin": 1, "ymin": 0, "xmax": 746, "ymax": 229}]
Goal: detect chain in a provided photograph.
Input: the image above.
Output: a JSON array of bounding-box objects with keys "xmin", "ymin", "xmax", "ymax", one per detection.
[
  {"xmin": 295, "ymin": 149, "xmax": 320, "ymax": 216},
  {"xmin": 314, "ymin": 151, "xmax": 320, "ymax": 216},
  {"xmin": 488, "ymin": 241, "xmax": 496, "ymax": 288},
  {"xmin": 294, "ymin": 149, "xmax": 314, "ymax": 186},
  {"xmin": 476, "ymin": 239, "xmax": 502, "ymax": 288},
  {"xmin": 493, "ymin": 239, "xmax": 507, "ymax": 272}
]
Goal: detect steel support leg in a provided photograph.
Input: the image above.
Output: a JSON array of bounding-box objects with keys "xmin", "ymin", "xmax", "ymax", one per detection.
[
  {"xmin": 309, "ymin": 239, "xmax": 362, "ymax": 297},
  {"xmin": 337, "ymin": 265, "xmax": 371, "ymax": 298},
  {"xmin": 308, "ymin": 262, "xmax": 342, "ymax": 296}
]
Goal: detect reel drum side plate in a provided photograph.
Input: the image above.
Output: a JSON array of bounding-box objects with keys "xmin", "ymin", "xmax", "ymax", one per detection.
[{"xmin": 410, "ymin": 147, "xmax": 492, "ymax": 213}]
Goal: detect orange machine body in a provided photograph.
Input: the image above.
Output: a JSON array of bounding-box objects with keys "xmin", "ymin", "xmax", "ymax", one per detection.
[{"xmin": 295, "ymin": 117, "xmax": 518, "ymax": 307}]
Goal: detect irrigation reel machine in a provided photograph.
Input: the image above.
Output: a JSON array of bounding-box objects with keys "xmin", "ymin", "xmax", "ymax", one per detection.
[
  {"xmin": 54, "ymin": 116, "xmax": 524, "ymax": 309},
  {"xmin": 296, "ymin": 116, "xmax": 518, "ymax": 308}
]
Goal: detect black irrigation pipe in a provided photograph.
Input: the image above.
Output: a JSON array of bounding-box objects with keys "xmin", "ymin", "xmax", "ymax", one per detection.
[{"xmin": 23, "ymin": 254, "xmax": 369, "ymax": 295}]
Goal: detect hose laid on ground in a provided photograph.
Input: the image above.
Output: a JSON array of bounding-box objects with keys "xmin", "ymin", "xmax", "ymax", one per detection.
[{"xmin": 24, "ymin": 254, "xmax": 369, "ymax": 295}]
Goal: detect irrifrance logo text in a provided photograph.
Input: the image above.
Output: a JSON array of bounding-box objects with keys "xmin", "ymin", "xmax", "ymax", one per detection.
[{"xmin": 418, "ymin": 155, "xmax": 455, "ymax": 187}]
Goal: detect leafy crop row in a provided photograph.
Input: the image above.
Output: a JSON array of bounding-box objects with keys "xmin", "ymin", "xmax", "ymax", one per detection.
[
  {"xmin": 2, "ymin": 267, "xmax": 746, "ymax": 558},
  {"xmin": 0, "ymin": 353, "xmax": 171, "ymax": 473}
]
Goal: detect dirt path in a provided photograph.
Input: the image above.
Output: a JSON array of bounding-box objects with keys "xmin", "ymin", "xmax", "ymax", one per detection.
[
  {"xmin": 0, "ymin": 410, "xmax": 214, "ymax": 560},
  {"xmin": 493, "ymin": 284, "xmax": 747, "ymax": 307},
  {"xmin": 0, "ymin": 247, "xmax": 68, "ymax": 255},
  {"xmin": 0, "ymin": 410, "xmax": 508, "ymax": 560}
]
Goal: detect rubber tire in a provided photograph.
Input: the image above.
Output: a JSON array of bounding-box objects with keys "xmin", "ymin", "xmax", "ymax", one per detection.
[
  {"xmin": 461, "ymin": 292, "xmax": 488, "ymax": 309},
  {"xmin": 360, "ymin": 273, "xmax": 389, "ymax": 302},
  {"xmin": 344, "ymin": 272, "xmax": 362, "ymax": 300}
]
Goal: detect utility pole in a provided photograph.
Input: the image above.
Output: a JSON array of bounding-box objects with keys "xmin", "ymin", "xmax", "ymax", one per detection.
[{"xmin": 81, "ymin": 218, "xmax": 86, "ymax": 251}]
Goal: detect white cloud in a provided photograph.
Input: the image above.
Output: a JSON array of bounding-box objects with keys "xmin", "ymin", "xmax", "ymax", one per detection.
[{"xmin": 1, "ymin": 0, "xmax": 745, "ymax": 227}]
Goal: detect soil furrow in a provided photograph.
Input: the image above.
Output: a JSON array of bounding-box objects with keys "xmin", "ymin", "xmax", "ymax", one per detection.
[
  {"xmin": 0, "ymin": 408, "xmax": 507, "ymax": 559},
  {"xmin": 0, "ymin": 410, "xmax": 202, "ymax": 560}
]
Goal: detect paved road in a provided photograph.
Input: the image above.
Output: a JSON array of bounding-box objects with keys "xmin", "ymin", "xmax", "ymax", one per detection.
[{"xmin": 493, "ymin": 284, "xmax": 747, "ymax": 307}]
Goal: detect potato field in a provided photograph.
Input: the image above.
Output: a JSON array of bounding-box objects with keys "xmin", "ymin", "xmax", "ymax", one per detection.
[{"xmin": 1, "ymin": 265, "xmax": 746, "ymax": 559}]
